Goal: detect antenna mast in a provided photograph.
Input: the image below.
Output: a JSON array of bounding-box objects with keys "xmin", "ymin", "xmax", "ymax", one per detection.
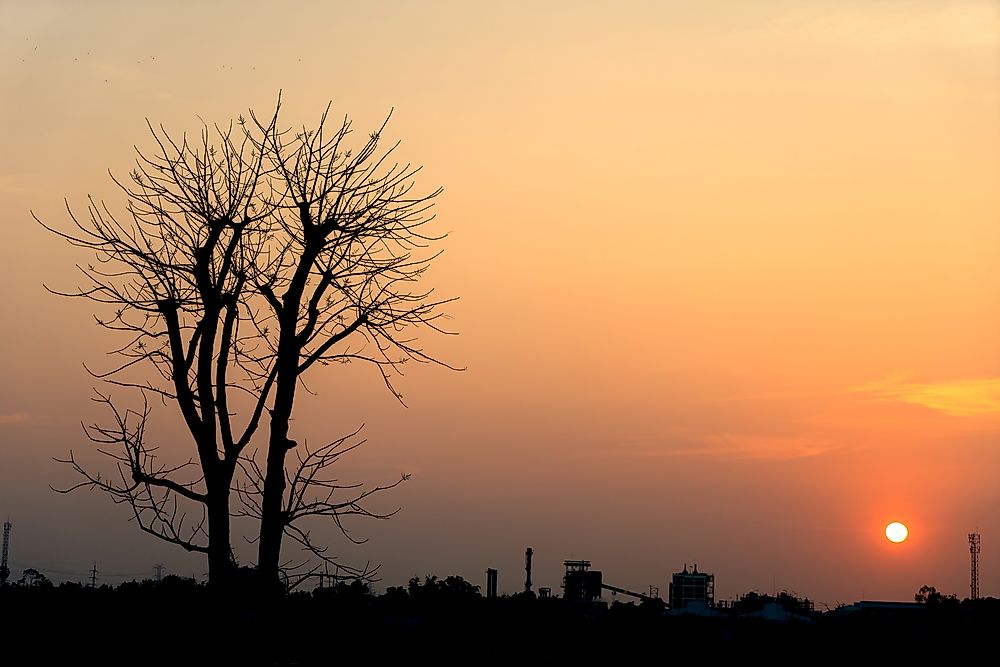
[
  {"xmin": 0, "ymin": 521, "xmax": 10, "ymax": 584},
  {"xmin": 969, "ymin": 533, "xmax": 981, "ymax": 600}
]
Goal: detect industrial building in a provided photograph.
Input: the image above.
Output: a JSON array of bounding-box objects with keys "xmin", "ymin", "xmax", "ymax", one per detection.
[
  {"xmin": 501, "ymin": 548, "xmax": 718, "ymax": 610},
  {"xmin": 562, "ymin": 560, "xmax": 603, "ymax": 603},
  {"xmin": 669, "ymin": 564, "xmax": 714, "ymax": 610}
]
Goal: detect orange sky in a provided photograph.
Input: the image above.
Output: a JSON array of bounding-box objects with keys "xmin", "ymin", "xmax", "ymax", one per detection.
[{"xmin": 1, "ymin": 1, "xmax": 998, "ymax": 606}]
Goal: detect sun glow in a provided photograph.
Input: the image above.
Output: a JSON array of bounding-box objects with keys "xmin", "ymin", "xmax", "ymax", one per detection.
[{"xmin": 885, "ymin": 521, "xmax": 909, "ymax": 543}]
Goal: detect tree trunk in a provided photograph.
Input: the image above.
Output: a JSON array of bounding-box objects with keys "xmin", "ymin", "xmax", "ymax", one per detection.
[
  {"xmin": 256, "ymin": 359, "xmax": 298, "ymax": 583},
  {"xmin": 256, "ymin": 437, "xmax": 288, "ymax": 583},
  {"xmin": 204, "ymin": 460, "xmax": 235, "ymax": 586},
  {"xmin": 207, "ymin": 489, "xmax": 233, "ymax": 585},
  {"xmin": 257, "ymin": 240, "xmax": 319, "ymax": 584}
]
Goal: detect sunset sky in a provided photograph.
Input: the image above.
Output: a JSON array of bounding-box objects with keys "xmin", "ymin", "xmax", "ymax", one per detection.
[{"xmin": 1, "ymin": 1, "xmax": 998, "ymax": 607}]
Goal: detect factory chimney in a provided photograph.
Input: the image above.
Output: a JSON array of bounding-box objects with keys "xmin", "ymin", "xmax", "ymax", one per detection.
[{"xmin": 524, "ymin": 547, "xmax": 533, "ymax": 595}]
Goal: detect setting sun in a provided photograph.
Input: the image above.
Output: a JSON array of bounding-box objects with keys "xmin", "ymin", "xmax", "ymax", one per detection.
[{"xmin": 885, "ymin": 522, "xmax": 909, "ymax": 544}]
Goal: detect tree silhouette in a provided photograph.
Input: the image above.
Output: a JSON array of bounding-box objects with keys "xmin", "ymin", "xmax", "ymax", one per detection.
[
  {"xmin": 915, "ymin": 585, "xmax": 959, "ymax": 607},
  {"xmin": 19, "ymin": 568, "xmax": 51, "ymax": 588},
  {"xmin": 39, "ymin": 97, "xmax": 456, "ymax": 587},
  {"xmin": 406, "ymin": 575, "xmax": 482, "ymax": 605}
]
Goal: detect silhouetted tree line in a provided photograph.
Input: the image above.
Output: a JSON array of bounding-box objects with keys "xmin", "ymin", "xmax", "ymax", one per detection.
[
  {"xmin": 1, "ymin": 574, "xmax": 998, "ymax": 664},
  {"xmin": 914, "ymin": 584, "xmax": 960, "ymax": 607}
]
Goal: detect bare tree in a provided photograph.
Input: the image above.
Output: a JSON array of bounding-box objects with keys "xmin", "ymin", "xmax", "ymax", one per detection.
[{"xmin": 39, "ymin": 97, "xmax": 456, "ymax": 587}]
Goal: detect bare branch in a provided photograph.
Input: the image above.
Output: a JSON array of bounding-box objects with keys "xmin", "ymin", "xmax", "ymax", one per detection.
[{"xmin": 51, "ymin": 392, "xmax": 209, "ymax": 554}]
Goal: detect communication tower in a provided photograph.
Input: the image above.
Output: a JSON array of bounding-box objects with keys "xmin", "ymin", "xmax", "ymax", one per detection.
[
  {"xmin": 969, "ymin": 533, "xmax": 981, "ymax": 600},
  {"xmin": 0, "ymin": 521, "xmax": 10, "ymax": 584}
]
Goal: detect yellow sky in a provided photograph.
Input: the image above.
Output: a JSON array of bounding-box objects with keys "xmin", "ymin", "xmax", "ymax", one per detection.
[{"xmin": 1, "ymin": 0, "xmax": 998, "ymax": 604}]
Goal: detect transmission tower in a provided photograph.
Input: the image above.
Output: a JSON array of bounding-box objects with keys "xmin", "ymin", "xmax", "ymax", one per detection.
[
  {"xmin": 0, "ymin": 521, "xmax": 11, "ymax": 584},
  {"xmin": 153, "ymin": 564, "xmax": 165, "ymax": 583},
  {"xmin": 969, "ymin": 533, "xmax": 981, "ymax": 600},
  {"xmin": 89, "ymin": 562, "xmax": 98, "ymax": 588}
]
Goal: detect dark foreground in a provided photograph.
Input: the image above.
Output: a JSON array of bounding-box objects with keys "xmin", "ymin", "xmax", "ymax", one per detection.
[{"xmin": 1, "ymin": 577, "xmax": 995, "ymax": 665}]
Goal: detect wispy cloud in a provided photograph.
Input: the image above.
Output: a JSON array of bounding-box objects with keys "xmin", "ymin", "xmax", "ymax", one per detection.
[
  {"xmin": 701, "ymin": 433, "xmax": 837, "ymax": 460},
  {"xmin": 617, "ymin": 432, "xmax": 837, "ymax": 461},
  {"xmin": 0, "ymin": 413, "xmax": 29, "ymax": 425},
  {"xmin": 854, "ymin": 377, "xmax": 1000, "ymax": 417}
]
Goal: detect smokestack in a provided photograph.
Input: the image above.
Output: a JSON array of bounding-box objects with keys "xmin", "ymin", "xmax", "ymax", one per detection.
[
  {"xmin": 525, "ymin": 547, "xmax": 533, "ymax": 594},
  {"xmin": 486, "ymin": 568, "xmax": 498, "ymax": 599}
]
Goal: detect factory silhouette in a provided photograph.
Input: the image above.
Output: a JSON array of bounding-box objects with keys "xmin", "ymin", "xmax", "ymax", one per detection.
[
  {"xmin": 480, "ymin": 543, "xmax": 993, "ymax": 620},
  {"xmin": 491, "ymin": 548, "xmax": 720, "ymax": 614}
]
